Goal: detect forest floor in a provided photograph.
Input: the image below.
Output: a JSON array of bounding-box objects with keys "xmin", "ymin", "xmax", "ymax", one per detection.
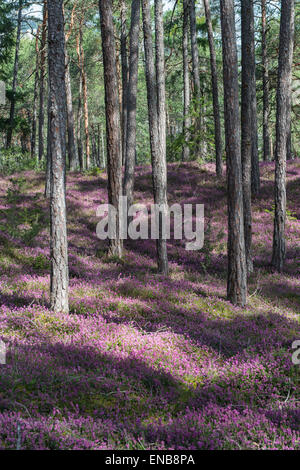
[{"xmin": 0, "ymin": 160, "xmax": 299, "ymax": 450}]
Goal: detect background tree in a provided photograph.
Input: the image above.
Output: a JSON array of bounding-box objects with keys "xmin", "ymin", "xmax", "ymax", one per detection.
[
  {"xmin": 203, "ymin": 0, "xmax": 222, "ymax": 177},
  {"xmin": 182, "ymin": 0, "xmax": 190, "ymax": 162},
  {"xmin": 48, "ymin": 0, "xmax": 69, "ymax": 313},
  {"xmin": 142, "ymin": 0, "xmax": 169, "ymax": 275},
  {"xmin": 123, "ymin": 0, "xmax": 141, "ymax": 213},
  {"xmin": 220, "ymin": 0, "xmax": 247, "ymax": 306},
  {"xmin": 99, "ymin": 0, "xmax": 123, "ymax": 258},
  {"xmin": 6, "ymin": 0, "xmax": 23, "ymax": 148},
  {"xmin": 272, "ymin": 0, "xmax": 295, "ymax": 272},
  {"xmin": 261, "ymin": 0, "xmax": 271, "ymax": 162},
  {"xmin": 38, "ymin": 0, "xmax": 47, "ymax": 162},
  {"xmin": 241, "ymin": 0, "xmax": 255, "ymax": 275}
]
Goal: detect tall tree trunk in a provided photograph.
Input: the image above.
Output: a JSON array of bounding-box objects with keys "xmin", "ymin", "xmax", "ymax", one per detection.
[
  {"xmin": 155, "ymin": 0, "xmax": 169, "ymax": 275},
  {"xmin": 272, "ymin": 0, "xmax": 295, "ymax": 272},
  {"xmin": 189, "ymin": 0, "xmax": 201, "ymax": 159},
  {"xmin": 38, "ymin": 1, "xmax": 47, "ymax": 162},
  {"xmin": 47, "ymin": 0, "xmax": 69, "ymax": 313},
  {"xmin": 6, "ymin": 0, "xmax": 23, "ymax": 148},
  {"xmin": 287, "ymin": 120, "xmax": 292, "ymax": 160},
  {"xmin": 65, "ymin": 51, "xmax": 79, "ymax": 170},
  {"xmin": 261, "ymin": 0, "xmax": 271, "ymax": 162},
  {"xmin": 99, "ymin": 0, "xmax": 123, "ymax": 257},
  {"xmin": 31, "ymin": 25, "xmax": 40, "ymax": 160},
  {"xmin": 44, "ymin": 83, "xmax": 51, "ymax": 198},
  {"xmin": 241, "ymin": 0, "xmax": 254, "ymax": 275},
  {"xmin": 115, "ymin": 38, "xmax": 123, "ymax": 148},
  {"xmin": 120, "ymin": 0, "xmax": 128, "ymax": 166},
  {"xmin": 203, "ymin": 0, "xmax": 222, "ymax": 177},
  {"xmin": 76, "ymin": 33, "xmax": 84, "ymax": 171},
  {"xmin": 251, "ymin": 81, "xmax": 260, "ymax": 195},
  {"xmin": 142, "ymin": 0, "xmax": 169, "ymax": 275},
  {"xmin": 91, "ymin": 124, "xmax": 97, "ymax": 166},
  {"xmin": 64, "ymin": 2, "xmax": 78, "ymax": 170},
  {"xmin": 220, "ymin": 0, "xmax": 247, "ymax": 306},
  {"xmin": 123, "ymin": 0, "xmax": 140, "ymax": 212},
  {"xmin": 100, "ymin": 124, "xmax": 106, "ymax": 169},
  {"xmin": 249, "ymin": 0, "xmax": 260, "ymax": 195},
  {"xmin": 182, "ymin": 0, "xmax": 190, "ymax": 162},
  {"xmin": 80, "ymin": 28, "xmax": 91, "ymax": 169}
]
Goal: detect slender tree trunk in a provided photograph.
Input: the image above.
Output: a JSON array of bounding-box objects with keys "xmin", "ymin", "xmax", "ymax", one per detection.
[
  {"xmin": 6, "ymin": 0, "xmax": 23, "ymax": 148},
  {"xmin": 38, "ymin": 1, "xmax": 47, "ymax": 162},
  {"xmin": 76, "ymin": 33, "xmax": 84, "ymax": 171},
  {"xmin": 21, "ymin": 109, "xmax": 30, "ymax": 153},
  {"xmin": 248, "ymin": 0, "xmax": 260, "ymax": 195},
  {"xmin": 220, "ymin": 0, "xmax": 247, "ymax": 306},
  {"xmin": 121, "ymin": 0, "xmax": 128, "ymax": 166},
  {"xmin": 45, "ymin": 82, "xmax": 51, "ymax": 198},
  {"xmin": 272, "ymin": 0, "xmax": 295, "ymax": 272},
  {"xmin": 287, "ymin": 121, "xmax": 292, "ymax": 160},
  {"xmin": 142, "ymin": 0, "xmax": 169, "ymax": 275},
  {"xmin": 31, "ymin": 25, "xmax": 40, "ymax": 160},
  {"xmin": 47, "ymin": 0, "xmax": 69, "ymax": 313},
  {"xmin": 123, "ymin": 0, "xmax": 140, "ymax": 212},
  {"xmin": 251, "ymin": 80, "xmax": 260, "ymax": 195},
  {"xmin": 99, "ymin": 0, "xmax": 123, "ymax": 257},
  {"xmin": 241, "ymin": 0, "xmax": 254, "ymax": 275},
  {"xmin": 64, "ymin": 3, "xmax": 78, "ymax": 170},
  {"xmin": 203, "ymin": 0, "xmax": 222, "ymax": 177},
  {"xmin": 155, "ymin": 0, "xmax": 169, "ymax": 275},
  {"xmin": 182, "ymin": 0, "xmax": 190, "ymax": 162},
  {"xmin": 115, "ymin": 38, "xmax": 123, "ymax": 146},
  {"xmin": 261, "ymin": 0, "xmax": 271, "ymax": 162},
  {"xmin": 189, "ymin": 0, "xmax": 201, "ymax": 159},
  {"xmin": 97, "ymin": 123, "xmax": 101, "ymax": 167},
  {"xmin": 91, "ymin": 125, "xmax": 97, "ymax": 166},
  {"xmin": 80, "ymin": 28, "xmax": 91, "ymax": 169},
  {"xmin": 100, "ymin": 124, "xmax": 106, "ymax": 169},
  {"xmin": 65, "ymin": 51, "xmax": 79, "ymax": 170}
]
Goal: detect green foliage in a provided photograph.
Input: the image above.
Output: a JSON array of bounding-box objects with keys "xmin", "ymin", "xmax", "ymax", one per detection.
[
  {"xmin": 0, "ymin": 0, "xmax": 15, "ymax": 70},
  {"xmin": 0, "ymin": 148, "xmax": 39, "ymax": 175}
]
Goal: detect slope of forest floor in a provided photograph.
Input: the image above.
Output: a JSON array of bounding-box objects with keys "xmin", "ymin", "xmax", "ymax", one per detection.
[{"xmin": 0, "ymin": 160, "xmax": 299, "ymax": 450}]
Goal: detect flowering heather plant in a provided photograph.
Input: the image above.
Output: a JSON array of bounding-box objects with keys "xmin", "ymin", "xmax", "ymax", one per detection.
[{"xmin": 0, "ymin": 161, "xmax": 299, "ymax": 450}]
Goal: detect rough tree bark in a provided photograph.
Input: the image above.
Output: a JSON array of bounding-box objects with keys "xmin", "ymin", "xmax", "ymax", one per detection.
[
  {"xmin": 241, "ymin": 0, "xmax": 254, "ymax": 275},
  {"xmin": 203, "ymin": 0, "xmax": 222, "ymax": 177},
  {"xmin": 142, "ymin": 0, "xmax": 169, "ymax": 275},
  {"xmin": 182, "ymin": 0, "xmax": 191, "ymax": 161},
  {"xmin": 47, "ymin": 0, "xmax": 69, "ymax": 313},
  {"xmin": 6, "ymin": 0, "xmax": 23, "ymax": 148},
  {"xmin": 220, "ymin": 0, "xmax": 247, "ymax": 306},
  {"xmin": 99, "ymin": 0, "xmax": 123, "ymax": 257},
  {"xmin": 123, "ymin": 0, "xmax": 140, "ymax": 212},
  {"xmin": 272, "ymin": 0, "xmax": 295, "ymax": 272},
  {"xmin": 261, "ymin": 0, "xmax": 271, "ymax": 161}
]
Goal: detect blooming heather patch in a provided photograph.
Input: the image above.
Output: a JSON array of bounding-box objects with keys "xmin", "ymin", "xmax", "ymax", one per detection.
[{"xmin": 0, "ymin": 162, "xmax": 299, "ymax": 450}]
